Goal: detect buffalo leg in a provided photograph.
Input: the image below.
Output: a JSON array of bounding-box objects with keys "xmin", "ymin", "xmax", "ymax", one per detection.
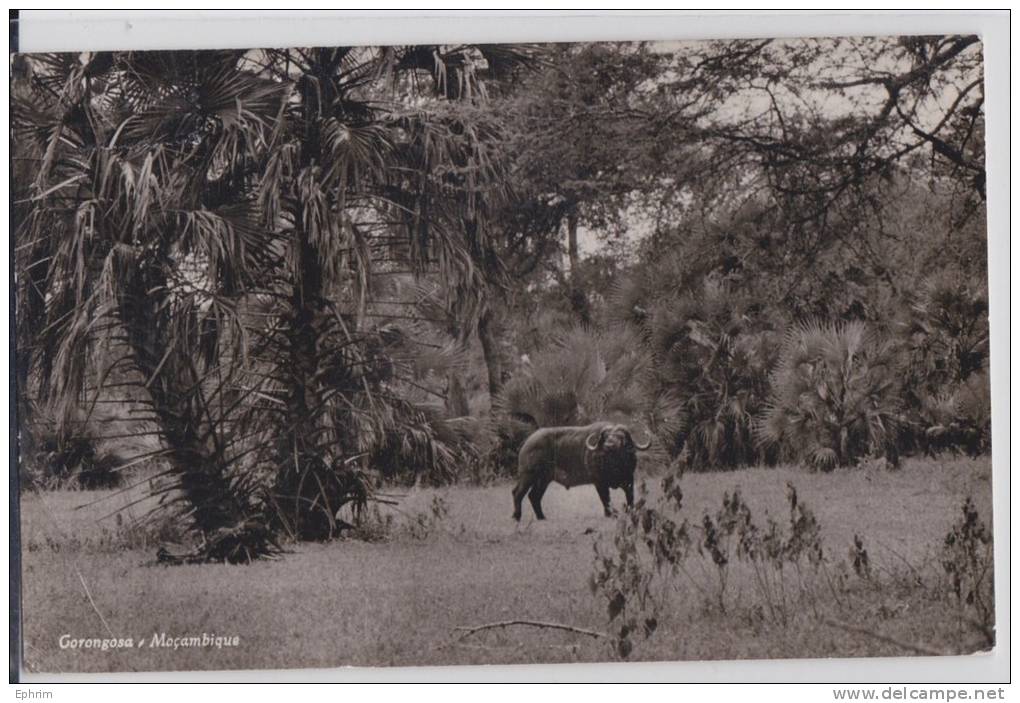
[
  {"xmin": 528, "ymin": 478, "xmax": 550, "ymax": 520},
  {"xmin": 595, "ymin": 482, "xmax": 612, "ymax": 517},
  {"xmin": 511, "ymin": 480, "xmax": 530, "ymax": 521},
  {"xmin": 623, "ymin": 481, "xmax": 634, "ymax": 508}
]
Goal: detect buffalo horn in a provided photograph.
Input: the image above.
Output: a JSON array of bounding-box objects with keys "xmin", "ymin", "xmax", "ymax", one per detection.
[{"xmin": 631, "ymin": 430, "xmax": 653, "ymax": 450}]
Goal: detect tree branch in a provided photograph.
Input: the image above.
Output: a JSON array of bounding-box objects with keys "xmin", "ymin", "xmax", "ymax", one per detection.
[
  {"xmin": 822, "ymin": 618, "xmax": 944, "ymax": 657},
  {"xmin": 454, "ymin": 619, "xmax": 607, "ymax": 640}
]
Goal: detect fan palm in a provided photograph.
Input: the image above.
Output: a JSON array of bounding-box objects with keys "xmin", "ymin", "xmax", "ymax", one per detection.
[
  {"xmin": 611, "ymin": 273, "xmax": 778, "ymax": 469},
  {"xmin": 495, "ymin": 325, "xmax": 647, "ymax": 427},
  {"xmin": 489, "ymin": 325, "xmax": 647, "ymax": 477},
  {"xmin": 14, "ymin": 50, "xmax": 290, "ymax": 561},
  {"xmin": 757, "ymin": 321, "xmax": 904, "ymax": 470}
]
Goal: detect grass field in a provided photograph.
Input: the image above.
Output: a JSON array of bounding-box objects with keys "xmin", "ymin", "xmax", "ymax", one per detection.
[{"xmin": 19, "ymin": 456, "xmax": 994, "ymax": 674}]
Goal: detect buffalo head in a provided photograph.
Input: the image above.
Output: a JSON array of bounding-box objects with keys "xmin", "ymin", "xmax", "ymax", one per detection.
[{"xmin": 584, "ymin": 424, "xmax": 653, "ymax": 452}]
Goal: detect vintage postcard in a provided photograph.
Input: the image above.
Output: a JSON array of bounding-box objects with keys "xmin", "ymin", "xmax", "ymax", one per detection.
[{"xmin": 11, "ymin": 24, "xmax": 995, "ymax": 676}]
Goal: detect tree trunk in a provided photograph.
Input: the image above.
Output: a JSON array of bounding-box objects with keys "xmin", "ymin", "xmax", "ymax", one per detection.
[
  {"xmin": 271, "ymin": 70, "xmax": 363, "ymax": 541},
  {"xmin": 565, "ymin": 209, "xmax": 591, "ymax": 324},
  {"xmin": 446, "ymin": 373, "xmax": 470, "ymax": 416},
  {"xmin": 567, "ymin": 209, "xmax": 580, "ymax": 275},
  {"xmin": 273, "ymin": 221, "xmax": 340, "ymax": 541},
  {"xmin": 477, "ymin": 309, "xmax": 503, "ymax": 402},
  {"xmin": 444, "ymin": 321, "xmax": 471, "ymax": 417},
  {"xmin": 121, "ymin": 261, "xmax": 264, "ymax": 562}
]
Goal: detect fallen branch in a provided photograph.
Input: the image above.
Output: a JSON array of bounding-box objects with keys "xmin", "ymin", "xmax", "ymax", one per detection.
[
  {"xmin": 455, "ymin": 620, "xmax": 607, "ymax": 641},
  {"xmin": 822, "ymin": 618, "xmax": 943, "ymax": 657}
]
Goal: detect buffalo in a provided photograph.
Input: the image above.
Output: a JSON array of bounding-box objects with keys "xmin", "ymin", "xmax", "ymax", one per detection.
[{"xmin": 511, "ymin": 422, "xmax": 653, "ymax": 521}]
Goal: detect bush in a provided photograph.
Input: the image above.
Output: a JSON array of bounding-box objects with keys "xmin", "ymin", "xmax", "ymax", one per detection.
[
  {"xmin": 614, "ymin": 275, "xmax": 779, "ymax": 469},
  {"xmin": 358, "ymin": 405, "xmax": 483, "ymax": 486},
  {"xmin": 403, "ymin": 495, "xmax": 450, "ymax": 540},
  {"xmin": 490, "ymin": 325, "xmax": 648, "ymax": 476},
  {"xmin": 482, "ymin": 413, "xmax": 537, "ymax": 479},
  {"xmin": 590, "ymin": 474, "xmax": 832, "ymax": 659},
  {"xmin": 758, "ymin": 321, "xmax": 903, "ymax": 470},
  {"xmin": 903, "ymin": 269, "xmax": 989, "ymax": 395},
  {"xmin": 914, "ymin": 368, "xmax": 991, "ymax": 457},
  {"xmin": 896, "ymin": 268, "xmax": 991, "ymax": 458},
  {"xmin": 941, "ymin": 497, "xmax": 994, "ymax": 646},
  {"xmin": 272, "ymin": 452, "xmax": 371, "ymax": 542},
  {"xmin": 497, "ymin": 325, "xmax": 646, "ymax": 425},
  {"xmin": 20, "ymin": 419, "xmax": 123, "ymax": 491},
  {"xmin": 591, "ymin": 468, "xmax": 995, "ymax": 661}
]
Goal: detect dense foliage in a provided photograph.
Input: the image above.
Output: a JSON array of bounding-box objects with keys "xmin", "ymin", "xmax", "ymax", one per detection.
[{"xmin": 14, "ymin": 36, "xmax": 990, "ymax": 559}]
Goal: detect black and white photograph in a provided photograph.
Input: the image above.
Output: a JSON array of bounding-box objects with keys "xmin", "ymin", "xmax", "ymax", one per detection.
[{"xmin": 10, "ymin": 14, "xmax": 1001, "ymax": 679}]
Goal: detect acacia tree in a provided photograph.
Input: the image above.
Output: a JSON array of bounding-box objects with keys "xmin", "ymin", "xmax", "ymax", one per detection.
[
  {"xmin": 684, "ymin": 36, "xmax": 986, "ymax": 303},
  {"xmin": 498, "ymin": 42, "xmax": 714, "ymax": 324}
]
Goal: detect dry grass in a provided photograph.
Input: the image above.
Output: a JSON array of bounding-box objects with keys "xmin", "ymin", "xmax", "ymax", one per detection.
[{"xmin": 18, "ymin": 456, "xmax": 993, "ymax": 673}]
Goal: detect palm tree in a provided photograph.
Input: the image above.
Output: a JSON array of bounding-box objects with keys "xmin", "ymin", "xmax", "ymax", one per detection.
[
  {"xmin": 252, "ymin": 45, "xmax": 537, "ymax": 537},
  {"xmin": 14, "ymin": 50, "xmax": 290, "ymax": 561},
  {"xmin": 13, "ymin": 44, "xmax": 537, "ymax": 558}
]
